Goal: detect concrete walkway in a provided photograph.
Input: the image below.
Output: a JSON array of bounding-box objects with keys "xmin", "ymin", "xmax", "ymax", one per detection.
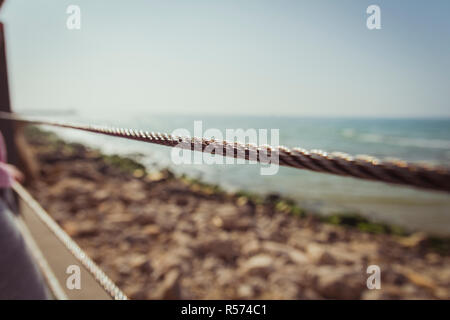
[{"xmin": 18, "ymin": 199, "xmax": 112, "ymax": 300}]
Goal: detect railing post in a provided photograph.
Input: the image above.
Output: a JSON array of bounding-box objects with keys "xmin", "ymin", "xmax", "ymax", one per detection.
[{"xmin": 0, "ymin": 0, "xmax": 18, "ymax": 166}]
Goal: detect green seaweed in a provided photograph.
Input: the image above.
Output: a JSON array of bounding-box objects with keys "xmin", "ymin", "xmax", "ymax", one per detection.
[
  {"xmin": 427, "ymin": 237, "xmax": 450, "ymax": 255},
  {"xmin": 101, "ymin": 154, "xmax": 147, "ymax": 175},
  {"xmin": 320, "ymin": 211, "xmax": 406, "ymax": 235}
]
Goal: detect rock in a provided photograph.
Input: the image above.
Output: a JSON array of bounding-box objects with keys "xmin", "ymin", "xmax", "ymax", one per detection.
[
  {"xmin": 314, "ymin": 266, "xmax": 365, "ymax": 299},
  {"xmin": 211, "ymin": 216, "xmax": 223, "ymax": 228},
  {"xmin": 63, "ymin": 220, "xmax": 98, "ymax": 237},
  {"xmin": 128, "ymin": 254, "xmax": 150, "ymax": 270},
  {"xmin": 382, "ymin": 267, "xmax": 408, "ymax": 285},
  {"xmin": 175, "ymin": 197, "xmax": 189, "ymax": 206},
  {"xmin": 262, "ymin": 241, "xmax": 308, "ymax": 265},
  {"xmin": 124, "ymin": 284, "xmax": 149, "ymax": 300},
  {"xmin": 105, "ymin": 213, "xmax": 135, "ymax": 224},
  {"xmin": 236, "ymin": 197, "xmax": 248, "ymax": 207},
  {"xmin": 146, "ymin": 171, "xmax": 165, "ymax": 182},
  {"xmin": 141, "ymin": 224, "xmax": 161, "ymax": 236},
  {"xmin": 134, "ymin": 212, "xmax": 156, "ymax": 225},
  {"xmin": 176, "ymin": 221, "xmax": 197, "ymax": 236},
  {"xmin": 202, "ymin": 256, "xmax": 221, "ymax": 272},
  {"xmin": 317, "ymin": 251, "xmax": 336, "ymax": 265},
  {"xmin": 97, "ymin": 200, "xmax": 126, "ymax": 215},
  {"xmin": 215, "ymin": 268, "xmax": 235, "ymax": 286},
  {"xmin": 241, "ymin": 239, "xmax": 262, "ymax": 256},
  {"xmin": 240, "ymin": 254, "xmax": 274, "ymax": 277},
  {"xmin": 404, "ymin": 270, "xmax": 436, "ymax": 291},
  {"xmin": 62, "ymin": 221, "xmax": 78, "ymax": 237},
  {"xmin": 92, "ymin": 189, "xmax": 110, "ymax": 202},
  {"xmin": 434, "ymin": 287, "xmax": 450, "ymax": 299},
  {"xmin": 172, "ymin": 231, "xmax": 192, "ymax": 246},
  {"xmin": 154, "ymin": 269, "xmax": 182, "ymax": 299},
  {"xmin": 425, "ymin": 253, "xmax": 441, "ymax": 264},
  {"xmin": 306, "ymin": 244, "xmax": 337, "ymax": 265},
  {"xmin": 195, "ymin": 237, "xmax": 240, "ymax": 261},
  {"xmin": 151, "ymin": 247, "xmax": 193, "ymax": 279},
  {"xmin": 237, "ymin": 284, "xmax": 254, "ymax": 299},
  {"xmin": 49, "ymin": 178, "xmax": 96, "ymax": 198},
  {"xmin": 213, "ymin": 205, "xmax": 252, "ymax": 230},
  {"xmin": 288, "ymin": 250, "xmax": 309, "ymax": 265},
  {"xmin": 124, "ymin": 233, "xmax": 151, "ymax": 244},
  {"xmin": 214, "ymin": 215, "xmax": 252, "ymax": 230},
  {"xmin": 120, "ymin": 180, "xmax": 147, "ymax": 203},
  {"xmin": 398, "ymin": 232, "xmax": 428, "ymax": 248}
]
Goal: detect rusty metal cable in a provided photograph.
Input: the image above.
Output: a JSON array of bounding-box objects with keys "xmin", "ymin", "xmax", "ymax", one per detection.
[
  {"xmin": 1, "ymin": 111, "xmax": 449, "ymax": 193},
  {"xmin": 13, "ymin": 182, "xmax": 128, "ymax": 300}
]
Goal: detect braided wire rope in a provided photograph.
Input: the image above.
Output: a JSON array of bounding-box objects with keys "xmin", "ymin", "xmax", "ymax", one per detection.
[{"xmin": 1, "ymin": 111, "xmax": 449, "ymax": 193}]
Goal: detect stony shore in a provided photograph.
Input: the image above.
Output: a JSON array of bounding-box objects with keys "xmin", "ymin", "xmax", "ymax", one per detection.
[{"xmin": 24, "ymin": 127, "xmax": 450, "ymax": 299}]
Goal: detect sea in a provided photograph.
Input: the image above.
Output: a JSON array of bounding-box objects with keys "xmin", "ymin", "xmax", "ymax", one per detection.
[{"xmin": 29, "ymin": 111, "xmax": 450, "ymax": 236}]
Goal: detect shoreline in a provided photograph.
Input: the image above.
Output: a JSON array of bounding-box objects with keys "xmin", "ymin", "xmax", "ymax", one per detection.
[
  {"xmin": 39, "ymin": 122, "xmax": 450, "ymax": 236},
  {"xmin": 22, "ymin": 126, "xmax": 450, "ymax": 299},
  {"xmin": 30, "ymin": 126, "xmax": 450, "ymax": 241}
]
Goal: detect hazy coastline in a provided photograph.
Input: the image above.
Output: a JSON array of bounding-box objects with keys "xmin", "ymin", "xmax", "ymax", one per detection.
[{"xmin": 30, "ymin": 112, "xmax": 450, "ymax": 236}]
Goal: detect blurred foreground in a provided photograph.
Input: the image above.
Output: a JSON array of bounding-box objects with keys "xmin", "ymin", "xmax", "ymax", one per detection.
[{"xmin": 25, "ymin": 127, "xmax": 450, "ymax": 299}]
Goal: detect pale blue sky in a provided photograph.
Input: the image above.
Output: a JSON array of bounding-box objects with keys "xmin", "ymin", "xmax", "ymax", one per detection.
[{"xmin": 1, "ymin": 0, "xmax": 449, "ymax": 117}]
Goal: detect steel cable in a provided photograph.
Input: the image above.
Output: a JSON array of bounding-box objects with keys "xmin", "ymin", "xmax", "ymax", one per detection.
[{"xmin": 1, "ymin": 111, "xmax": 449, "ymax": 193}]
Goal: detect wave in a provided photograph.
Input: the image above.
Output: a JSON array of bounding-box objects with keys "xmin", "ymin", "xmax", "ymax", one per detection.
[{"xmin": 341, "ymin": 128, "xmax": 450, "ymax": 150}]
